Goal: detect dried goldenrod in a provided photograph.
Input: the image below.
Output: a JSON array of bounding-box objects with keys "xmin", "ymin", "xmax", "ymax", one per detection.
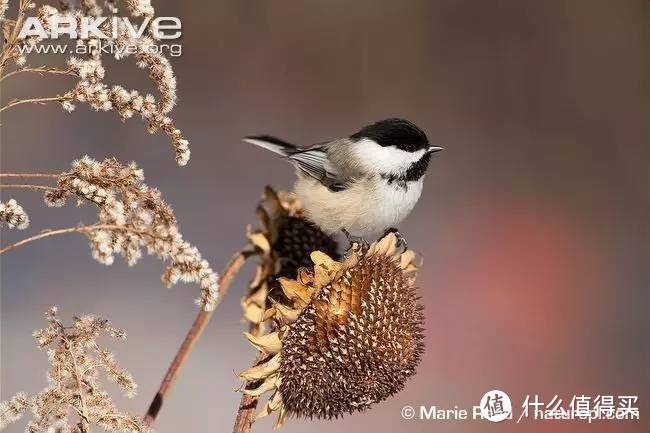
[
  {"xmin": 0, "ymin": 199, "xmax": 29, "ymax": 229},
  {"xmin": 1, "ymin": 156, "xmax": 219, "ymax": 310},
  {"xmin": 0, "ymin": 0, "xmax": 8, "ymax": 21},
  {"xmin": 0, "ymin": 0, "xmax": 189, "ymax": 165},
  {"xmin": 239, "ymin": 189, "xmax": 424, "ymax": 427},
  {"xmin": 0, "ymin": 307, "xmax": 150, "ymax": 433},
  {"xmin": 0, "ymin": 393, "xmax": 29, "ymax": 430}
]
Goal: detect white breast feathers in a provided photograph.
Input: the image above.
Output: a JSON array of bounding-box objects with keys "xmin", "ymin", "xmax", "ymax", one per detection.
[{"xmin": 294, "ymin": 176, "xmax": 423, "ymax": 238}]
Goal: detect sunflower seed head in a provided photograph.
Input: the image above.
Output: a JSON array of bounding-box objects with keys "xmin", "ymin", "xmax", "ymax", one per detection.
[
  {"xmin": 278, "ymin": 241, "xmax": 424, "ymax": 419},
  {"xmin": 240, "ymin": 217, "xmax": 425, "ymax": 426}
]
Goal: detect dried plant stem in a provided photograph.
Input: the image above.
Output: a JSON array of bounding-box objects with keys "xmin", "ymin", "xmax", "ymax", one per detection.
[
  {"xmin": 0, "ymin": 184, "xmax": 58, "ymax": 191},
  {"xmin": 0, "ymin": 224, "xmax": 155, "ymax": 255},
  {"xmin": 232, "ymin": 387, "xmax": 259, "ymax": 433},
  {"xmin": 232, "ymin": 335, "xmax": 264, "ymax": 433},
  {"xmin": 67, "ymin": 335, "xmax": 92, "ymax": 433},
  {"xmin": 143, "ymin": 247, "xmax": 257, "ymax": 427},
  {"xmin": 0, "ymin": 67, "xmax": 75, "ymax": 83},
  {"xmin": 0, "ymin": 95, "xmax": 71, "ymax": 113},
  {"xmin": 0, "ymin": 173, "xmax": 59, "ymax": 178},
  {"xmin": 0, "ymin": 0, "xmax": 30, "ymax": 75}
]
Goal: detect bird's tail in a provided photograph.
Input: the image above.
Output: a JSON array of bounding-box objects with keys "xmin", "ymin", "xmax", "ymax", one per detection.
[{"xmin": 243, "ymin": 135, "xmax": 298, "ymax": 156}]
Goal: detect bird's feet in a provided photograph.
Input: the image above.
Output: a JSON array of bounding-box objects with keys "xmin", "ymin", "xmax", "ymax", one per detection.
[
  {"xmin": 341, "ymin": 228, "xmax": 368, "ymax": 250},
  {"xmin": 382, "ymin": 227, "xmax": 407, "ymax": 250}
]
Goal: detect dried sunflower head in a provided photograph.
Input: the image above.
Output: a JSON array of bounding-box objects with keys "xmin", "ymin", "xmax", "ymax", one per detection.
[
  {"xmin": 243, "ymin": 187, "xmax": 339, "ymax": 329},
  {"xmin": 239, "ymin": 232, "xmax": 424, "ymax": 427}
]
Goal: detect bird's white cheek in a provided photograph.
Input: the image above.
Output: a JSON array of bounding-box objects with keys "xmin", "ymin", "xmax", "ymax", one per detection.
[{"xmin": 353, "ymin": 138, "xmax": 426, "ymax": 174}]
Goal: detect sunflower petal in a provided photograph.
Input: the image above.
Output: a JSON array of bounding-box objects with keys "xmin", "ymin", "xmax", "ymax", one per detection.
[
  {"xmin": 242, "ymin": 373, "xmax": 279, "ymax": 396},
  {"xmin": 239, "ymin": 353, "xmax": 281, "ymax": 381},
  {"xmin": 244, "ymin": 331, "xmax": 282, "ymax": 354}
]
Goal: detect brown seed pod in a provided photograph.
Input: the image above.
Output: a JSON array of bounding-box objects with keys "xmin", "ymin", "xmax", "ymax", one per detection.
[{"xmin": 240, "ymin": 229, "xmax": 424, "ymax": 427}]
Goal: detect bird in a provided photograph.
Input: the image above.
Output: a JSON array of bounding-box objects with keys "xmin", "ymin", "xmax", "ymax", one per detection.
[{"xmin": 244, "ymin": 118, "xmax": 442, "ymax": 243}]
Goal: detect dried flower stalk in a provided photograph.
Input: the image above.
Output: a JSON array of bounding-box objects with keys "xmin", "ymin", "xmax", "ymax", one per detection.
[
  {"xmin": 0, "ymin": 1, "xmax": 241, "ymax": 430},
  {"xmin": 0, "ymin": 156, "xmax": 219, "ymax": 310},
  {"xmin": 144, "ymin": 246, "xmax": 258, "ymax": 427},
  {"xmin": 231, "ymin": 331, "xmax": 265, "ymax": 433},
  {"xmin": 0, "ymin": 307, "xmax": 150, "ymax": 433},
  {"xmin": 0, "ymin": 0, "xmax": 190, "ymax": 165}
]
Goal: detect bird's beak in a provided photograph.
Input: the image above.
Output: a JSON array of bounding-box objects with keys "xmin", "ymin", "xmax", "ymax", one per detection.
[{"xmin": 427, "ymin": 145, "xmax": 444, "ymax": 154}]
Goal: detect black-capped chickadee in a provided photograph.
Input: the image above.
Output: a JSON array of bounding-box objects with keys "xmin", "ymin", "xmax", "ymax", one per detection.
[{"xmin": 244, "ymin": 118, "xmax": 442, "ymax": 240}]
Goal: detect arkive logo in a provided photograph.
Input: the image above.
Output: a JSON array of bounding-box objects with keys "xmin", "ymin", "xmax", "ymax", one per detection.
[{"xmin": 18, "ymin": 16, "xmax": 182, "ymax": 40}]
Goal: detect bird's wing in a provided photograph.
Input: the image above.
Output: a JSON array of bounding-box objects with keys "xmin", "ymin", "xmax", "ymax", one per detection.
[{"xmin": 288, "ymin": 147, "xmax": 347, "ymax": 192}]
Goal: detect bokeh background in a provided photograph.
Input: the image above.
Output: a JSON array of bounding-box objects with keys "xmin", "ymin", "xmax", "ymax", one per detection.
[{"xmin": 1, "ymin": 1, "xmax": 649, "ymax": 432}]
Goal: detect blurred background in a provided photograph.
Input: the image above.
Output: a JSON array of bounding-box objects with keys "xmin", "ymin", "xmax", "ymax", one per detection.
[{"xmin": 1, "ymin": 1, "xmax": 649, "ymax": 432}]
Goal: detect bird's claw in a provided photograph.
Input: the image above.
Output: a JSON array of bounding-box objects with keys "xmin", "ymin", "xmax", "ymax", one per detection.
[
  {"xmin": 341, "ymin": 228, "xmax": 369, "ymax": 250},
  {"xmin": 382, "ymin": 227, "xmax": 407, "ymax": 251}
]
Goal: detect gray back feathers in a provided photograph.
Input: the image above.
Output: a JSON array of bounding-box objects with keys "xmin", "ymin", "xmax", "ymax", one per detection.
[{"xmin": 244, "ymin": 136, "xmax": 359, "ymax": 192}]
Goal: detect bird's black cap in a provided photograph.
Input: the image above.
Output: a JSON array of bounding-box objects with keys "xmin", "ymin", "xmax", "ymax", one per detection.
[{"xmin": 351, "ymin": 118, "xmax": 429, "ymax": 152}]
